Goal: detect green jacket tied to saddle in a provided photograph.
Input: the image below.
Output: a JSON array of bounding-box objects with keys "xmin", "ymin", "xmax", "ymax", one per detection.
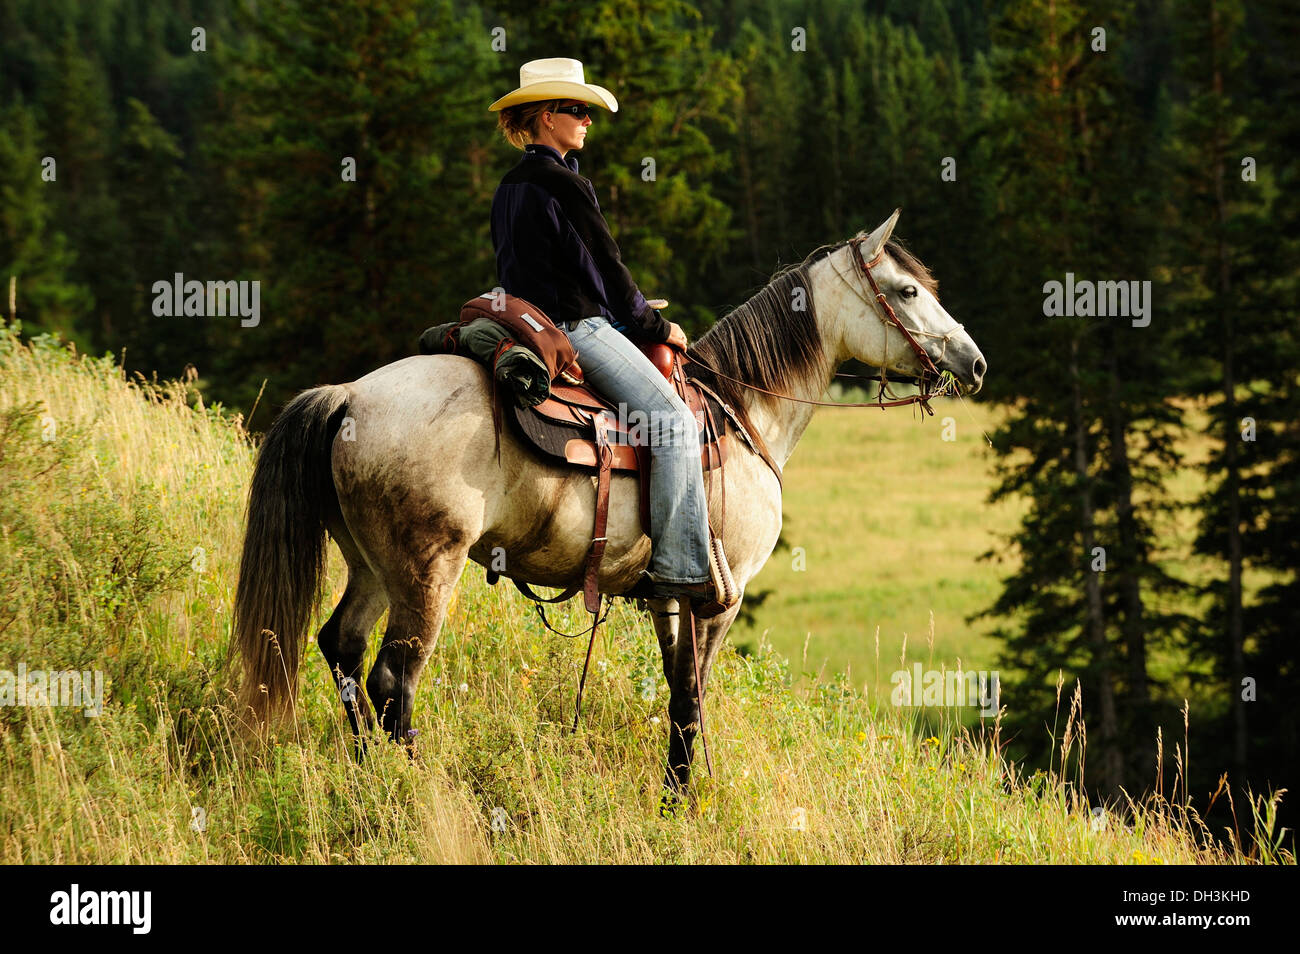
[
  {"xmin": 419, "ymin": 315, "xmax": 551, "ymax": 407},
  {"xmin": 418, "ymin": 291, "xmax": 583, "ymax": 409}
]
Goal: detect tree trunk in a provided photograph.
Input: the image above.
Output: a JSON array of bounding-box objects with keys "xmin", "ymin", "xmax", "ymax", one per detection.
[
  {"xmin": 1210, "ymin": 0, "xmax": 1248, "ymax": 777},
  {"xmin": 1071, "ymin": 336, "xmax": 1122, "ymax": 796},
  {"xmin": 1106, "ymin": 336, "xmax": 1151, "ymax": 780},
  {"xmin": 737, "ymin": 108, "xmax": 761, "ymax": 272}
]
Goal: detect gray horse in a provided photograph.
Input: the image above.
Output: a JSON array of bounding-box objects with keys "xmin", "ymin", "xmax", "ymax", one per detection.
[{"xmin": 233, "ymin": 210, "xmax": 986, "ymax": 797}]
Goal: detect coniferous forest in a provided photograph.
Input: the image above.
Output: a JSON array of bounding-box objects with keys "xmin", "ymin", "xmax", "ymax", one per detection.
[{"xmin": 2, "ymin": 0, "xmax": 1297, "ymax": 848}]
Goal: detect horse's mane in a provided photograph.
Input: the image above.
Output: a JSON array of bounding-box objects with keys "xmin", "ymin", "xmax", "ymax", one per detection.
[
  {"xmin": 686, "ymin": 242, "xmax": 836, "ymax": 413},
  {"xmin": 687, "ymin": 236, "xmax": 935, "ymax": 412}
]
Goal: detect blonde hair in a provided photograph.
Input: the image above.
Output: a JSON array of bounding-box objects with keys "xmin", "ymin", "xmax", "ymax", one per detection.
[{"xmin": 496, "ymin": 100, "xmax": 562, "ymax": 149}]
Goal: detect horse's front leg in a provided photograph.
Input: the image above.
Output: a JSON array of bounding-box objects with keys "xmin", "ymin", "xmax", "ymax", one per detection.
[
  {"xmin": 660, "ymin": 598, "xmax": 741, "ymax": 812},
  {"xmin": 646, "ymin": 596, "xmax": 682, "ymax": 683}
]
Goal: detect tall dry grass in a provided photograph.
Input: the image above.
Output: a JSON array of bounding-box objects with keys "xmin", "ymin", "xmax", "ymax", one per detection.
[{"xmin": 0, "ymin": 328, "xmax": 1288, "ymax": 864}]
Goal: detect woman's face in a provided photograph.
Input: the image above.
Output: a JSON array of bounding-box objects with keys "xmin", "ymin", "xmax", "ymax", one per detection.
[{"xmin": 542, "ymin": 99, "xmax": 593, "ymax": 154}]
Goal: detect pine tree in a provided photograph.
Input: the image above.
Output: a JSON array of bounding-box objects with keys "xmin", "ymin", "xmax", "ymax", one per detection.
[
  {"xmin": 0, "ymin": 98, "xmax": 90, "ymax": 330},
  {"xmin": 1231, "ymin": 0, "xmax": 1300, "ymax": 814},
  {"xmin": 39, "ymin": 28, "xmax": 123, "ymax": 346},
  {"xmin": 976, "ymin": 0, "xmax": 1188, "ymax": 798},
  {"xmin": 113, "ymin": 97, "xmax": 190, "ymax": 373},
  {"xmin": 209, "ymin": 0, "xmax": 500, "ymax": 410}
]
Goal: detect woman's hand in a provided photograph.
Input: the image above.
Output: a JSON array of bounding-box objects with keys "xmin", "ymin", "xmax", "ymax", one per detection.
[{"xmin": 665, "ymin": 322, "xmax": 688, "ymax": 350}]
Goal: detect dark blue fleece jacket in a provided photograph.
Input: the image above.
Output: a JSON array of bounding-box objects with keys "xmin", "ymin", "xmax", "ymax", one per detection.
[{"xmin": 490, "ymin": 142, "xmax": 670, "ymax": 343}]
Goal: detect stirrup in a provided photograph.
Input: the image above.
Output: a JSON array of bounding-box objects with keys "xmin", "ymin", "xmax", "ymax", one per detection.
[{"xmin": 707, "ymin": 536, "xmax": 739, "ymax": 610}]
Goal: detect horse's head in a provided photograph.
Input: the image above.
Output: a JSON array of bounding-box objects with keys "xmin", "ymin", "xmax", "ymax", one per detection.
[{"xmin": 831, "ymin": 210, "xmax": 985, "ymax": 394}]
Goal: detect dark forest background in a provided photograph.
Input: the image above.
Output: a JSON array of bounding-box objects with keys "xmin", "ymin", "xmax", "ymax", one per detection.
[{"xmin": 2, "ymin": 0, "xmax": 1297, "ymax": 841}]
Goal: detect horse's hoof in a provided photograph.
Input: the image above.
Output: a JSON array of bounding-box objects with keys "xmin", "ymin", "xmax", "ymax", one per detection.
[{"xmin": 401, "ymin": 728, "xmax": 419, "ymax": 758}]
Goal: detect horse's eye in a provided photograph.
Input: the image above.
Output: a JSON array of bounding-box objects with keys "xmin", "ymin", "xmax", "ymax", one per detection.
[{"xmin": 901, "ymin": 285, "xmax": 918, "ymax": 299}]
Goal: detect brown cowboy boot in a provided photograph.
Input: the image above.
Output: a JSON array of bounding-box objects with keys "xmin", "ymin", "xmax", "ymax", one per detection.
[{"xmin": 635, "ymin": 536, "xmax": 739, "ymax": 619}]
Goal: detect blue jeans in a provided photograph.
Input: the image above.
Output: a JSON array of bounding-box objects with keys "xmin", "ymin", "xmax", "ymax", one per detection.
[{"xmin": 562, "ymin": 316, "xmax": 711, "ymax": 584}]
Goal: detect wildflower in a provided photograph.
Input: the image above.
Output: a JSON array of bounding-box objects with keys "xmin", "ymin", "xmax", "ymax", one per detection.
[
  {"xmin": 649, "ymin": 716, "xmax": 660, "ymax": 726},
  {"xmin": 856, "ymin": 731, "xmax": 867, "ymax": 743},
  {"xmin": 789, "ymin": 807, "xmax": 807, "ymax": 832},
  {"xmin": 458, "ymin": 682, "xmax": 468, "ymax": 693}
]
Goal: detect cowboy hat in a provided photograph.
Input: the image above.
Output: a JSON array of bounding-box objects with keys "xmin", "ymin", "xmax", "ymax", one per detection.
[{"xmin": 488, "ymin": 57, "xmax": 618, "ymax": 113}]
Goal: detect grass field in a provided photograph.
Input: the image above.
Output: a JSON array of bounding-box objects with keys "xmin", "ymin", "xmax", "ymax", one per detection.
[
  {"xmin": 731, "ymin": 393, "xmax": 1023, "ymax": 702},
  {"xmin": 0, "ymin": 329, "xmax": 1289, "ymax": 864},
  {"xmin": 739, "ymin": 389, "xmax": 1277, "ymax": 712}
]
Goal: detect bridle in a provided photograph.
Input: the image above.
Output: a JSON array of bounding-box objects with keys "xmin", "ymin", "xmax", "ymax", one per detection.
[
  {"xmin": 682, "ymin": 237, "xmax": 966, "ymax": 415},
  {"xmin": 847, "ymin": 237, "xmax": 962, "ymax": 405}
]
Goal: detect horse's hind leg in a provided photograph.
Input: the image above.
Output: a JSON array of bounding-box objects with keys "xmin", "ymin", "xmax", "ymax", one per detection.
[
  {"xmin": 317, "ymin": 562, "xmax": 387, "ymax": 740},
  {"xmin": 366, "ymin": 537, "xmax": 470, "ymax": 743}
]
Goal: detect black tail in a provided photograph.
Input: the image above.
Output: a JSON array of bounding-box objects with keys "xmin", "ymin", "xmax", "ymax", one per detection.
[{"xmin": 233, "ymin": 385, "xmax": 349, "ymax": 725}]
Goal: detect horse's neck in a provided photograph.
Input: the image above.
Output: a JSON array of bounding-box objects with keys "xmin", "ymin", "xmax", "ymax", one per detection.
[
  {"xmin": 742, "ymin": 377, "xmax": 826, "ymax": 468},
  {"xmin": 745, "ymin": 328, "xmax": 843, "ymax": 466},
  {"xmin": 726, "ymin": 253, "xmax": 850, "ymax": 468}
]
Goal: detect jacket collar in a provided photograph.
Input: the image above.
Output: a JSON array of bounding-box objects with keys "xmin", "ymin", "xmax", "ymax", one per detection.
[{"xmin": 524, "ymin": 142, "xmax": 580, "ymax": 174}]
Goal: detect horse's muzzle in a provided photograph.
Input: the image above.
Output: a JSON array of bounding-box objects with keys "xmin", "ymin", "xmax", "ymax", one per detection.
[{"xmin": 937, "ymin": 345, "xmax": 986, "ymax": 395}]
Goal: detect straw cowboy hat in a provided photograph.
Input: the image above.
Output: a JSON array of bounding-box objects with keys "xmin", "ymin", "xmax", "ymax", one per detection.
[{"xmin": 488, "ymin": 57, "xmax": 618, "ymax": 113}]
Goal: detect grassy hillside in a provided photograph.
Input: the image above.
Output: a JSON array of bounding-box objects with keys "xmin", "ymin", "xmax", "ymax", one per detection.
[{"xmin": 0, "ymin": 329, "xmax": 1287, "ymax": 863}]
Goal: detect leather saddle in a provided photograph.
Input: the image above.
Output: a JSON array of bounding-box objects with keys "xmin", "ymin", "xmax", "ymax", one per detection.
[
  {"xmin": 489, "ymin": 342, "xmax": 770, "ymax": 615},
  {"xmin": 511, "ymin": 343, "xmax": 732, "ymax": 531}
]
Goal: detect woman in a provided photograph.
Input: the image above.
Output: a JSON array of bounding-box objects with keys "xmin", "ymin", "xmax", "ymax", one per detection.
[{"xmin": 488, "ymin": 57, "xmax": 729, "ymax": 614}]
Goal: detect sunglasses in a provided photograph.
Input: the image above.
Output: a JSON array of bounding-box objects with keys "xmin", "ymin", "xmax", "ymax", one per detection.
[{"xmin": 552, "ymin": 104, "xmax": 593, "ymax": 120}]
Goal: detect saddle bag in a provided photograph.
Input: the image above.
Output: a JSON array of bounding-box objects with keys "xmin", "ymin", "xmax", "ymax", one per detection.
[
  {"xmin": 457, "ymin": 292, "xmax": 583, "ymax": 385},
  {"xmin": 418, "ymin": 292, "xmax": 585, "ymax": 464}
]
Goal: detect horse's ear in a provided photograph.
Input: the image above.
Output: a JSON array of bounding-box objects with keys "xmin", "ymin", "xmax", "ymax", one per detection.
[{"xmin": 862, "ymin": 208, "xmax": 901, "ymax": 261}]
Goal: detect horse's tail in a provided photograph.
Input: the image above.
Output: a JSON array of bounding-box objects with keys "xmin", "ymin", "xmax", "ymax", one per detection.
[{"xmin": 233, "ymin": 385, "xmax": 349, "ymax": 728}]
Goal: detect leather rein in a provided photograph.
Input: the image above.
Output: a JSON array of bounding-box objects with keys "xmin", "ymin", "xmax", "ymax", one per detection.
[{"xmin": 682, "ymin": 237, "xmax": 963, "ymax": 416}]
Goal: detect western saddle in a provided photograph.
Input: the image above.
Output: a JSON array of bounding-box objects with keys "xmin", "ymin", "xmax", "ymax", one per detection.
[{"xmin": 488, "ymin": 341, "xmax": 778, "ymax": 616}]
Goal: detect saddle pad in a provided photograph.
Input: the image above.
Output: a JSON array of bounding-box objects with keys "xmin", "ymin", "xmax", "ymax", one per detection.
[{"xmin": 509, "ymin": 391, "xmax": 730, "ymax": 472}]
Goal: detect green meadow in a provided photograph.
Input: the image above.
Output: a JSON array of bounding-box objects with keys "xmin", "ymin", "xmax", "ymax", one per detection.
[
  {"xmin": 733, "ymin": 394, "xmax": 1024, "ymax": 700},
  {"xmin": 736, "ymin": 390, "xmax": 1268, "ymax": 712}
]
